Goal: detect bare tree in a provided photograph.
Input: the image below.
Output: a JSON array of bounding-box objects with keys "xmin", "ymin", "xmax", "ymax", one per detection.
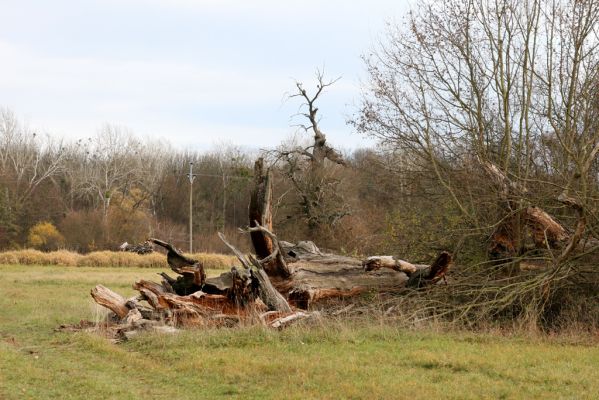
[
  {"xmin": 270, "ymin": 72, "xmax": 350, "ymax": 233},
  {"xmin": 71, "ymin": 124, "xmax": 143, "ymax": 244},
  {"xmin": 0, "ymin": 108, "xmax": 66, "ymax": 205},
  {"xmin": 354, "ymin": 0, "xmax": 599, "ymax": 326}
]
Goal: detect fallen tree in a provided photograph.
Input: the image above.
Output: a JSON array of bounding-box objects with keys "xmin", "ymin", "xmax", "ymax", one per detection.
[
  {"xmin": 88, "ymin": 158, "xmax": 451, "ymax": 336},
  {"xmin": 479, "ymin": 157, "xmax": 598, "ymax": 261}
]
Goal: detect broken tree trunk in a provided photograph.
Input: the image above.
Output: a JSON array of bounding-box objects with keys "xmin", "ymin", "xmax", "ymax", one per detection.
[
  {"xmin": 478, "ymin": 158, "xmax": 596, "ymax": 259},
  {"xmin": 91, "ymin": 230, "xmax": 295, "ymax": 332},
  {"xmin": 149, "ymin": 238, "xmax": 206, "ymax": 295},
  {"xmin": 275, "ymin": 241, "xmax": 450, "ymax": 308},
  {"xmin": 249, "ymin": 158, "xmax": 274, "ymax": 261},
  {"xmin": 91, "ymin": 285, "xmax": 130, "ymax": 319},
  {"xmin": 246, "ymin": 159, "xmax": 451, "ymax": 309},
  {"xmin": 89, "ymin": 157, "xmax": 452, "ymax": 334}
]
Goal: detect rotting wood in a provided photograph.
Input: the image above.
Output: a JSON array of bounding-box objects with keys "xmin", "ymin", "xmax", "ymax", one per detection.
[{"xmin": 244, "ymin": 159, "xmax": 451, "ymax": 308}]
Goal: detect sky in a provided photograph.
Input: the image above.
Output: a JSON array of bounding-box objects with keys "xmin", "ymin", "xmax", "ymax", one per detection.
[{"xmin": 0, "ymin": 0, "xmax": 410, "ymax": 152}]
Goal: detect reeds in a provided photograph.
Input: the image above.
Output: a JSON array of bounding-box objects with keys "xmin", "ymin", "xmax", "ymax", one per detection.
[{"xmin": 0, "ymin": 249, "xmax": 236, "ymax": 269}]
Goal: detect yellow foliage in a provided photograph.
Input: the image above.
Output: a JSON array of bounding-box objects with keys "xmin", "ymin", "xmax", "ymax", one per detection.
[{"xmin": 27, "ymin": 222, "xmax": 65, "ymax": 251}]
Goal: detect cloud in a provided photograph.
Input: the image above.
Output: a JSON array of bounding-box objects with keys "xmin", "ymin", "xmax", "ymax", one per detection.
[{"xmin": 0, "ymin": 1, "xmax": 406, "ymax": 150}]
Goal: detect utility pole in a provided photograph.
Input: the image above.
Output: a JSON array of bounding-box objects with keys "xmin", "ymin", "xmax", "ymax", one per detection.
[{"xmin": 187, "ymin": 162, "xmax": 196, "ymax": 253}]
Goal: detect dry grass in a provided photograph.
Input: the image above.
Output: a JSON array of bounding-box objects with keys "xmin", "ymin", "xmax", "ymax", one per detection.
[{"xmin": 0, "ymin": 249, "xmax": 236, "ymax": 270}]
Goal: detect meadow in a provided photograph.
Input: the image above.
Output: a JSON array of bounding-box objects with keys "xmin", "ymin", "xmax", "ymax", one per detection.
[{"xmin": 1, "ymin": 264, "xmax": 599, "ymax": 400}]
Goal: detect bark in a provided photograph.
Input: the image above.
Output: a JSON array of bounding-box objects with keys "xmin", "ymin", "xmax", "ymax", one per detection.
[
  {"xmin": 248, "ymin": 158, "xmax": 273, "ymax": 260},
  {"xmin": 246, "ymin": 158, "xmax": 451, "ymax": 308},
  {"xmin": 149, "ymin": 238, "xmax": 206, "ymax": 294},
  {"xmin": 89, "ymin": 156, "xmax": 452, "ymax": 332},
  {"xmin": 277, "ymin": 242, "xmax": 450, "ymax": 308}
]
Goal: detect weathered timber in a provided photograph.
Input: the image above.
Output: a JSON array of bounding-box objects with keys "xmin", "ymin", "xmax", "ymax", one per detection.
[
  {"xmin": 91, "ymin": 285, "xmax": 130, "ymax": 319},
  {"xmin": 88, "ymin": 155, "xmax": 454, "ymax": 332},
  {"xmin": 148, "ymin": 238, "xmax": 206, "ymax": 295},
  {"xmin": 479, "ymin": 158, "xmax": 575, "ymax": 258},
  {"xmin": 248, "ymin": 159, "xmax": 292, "ymax": 278},
  {"xmin": 249, "ymin": 158, "xmax": 274, "ymax": 260},
  {"xmin": 219, "ymin": 232, "xmax": 292, "ymax": 312},
  {"xmin": 274, "ymin": 241, "xmax": 450, "ymax": 308},
  {"xmin": 251, "ymin": 265, "xmax": 292, "ymax": 312},
  {"xmin": 244, "ymin": 157, "xmax": 451, "ymax": 309},
  {"xmin": 363, "ymin": 256, "xmax": 419, "ymax": 274}
]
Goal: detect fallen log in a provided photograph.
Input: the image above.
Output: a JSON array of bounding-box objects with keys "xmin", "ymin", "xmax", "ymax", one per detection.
[
  {"xmin": 276, "ymin": 240, "xmax": 450, "ymax": 308},
  {"xmin": 88, "ymin": 157, "xmax": 452, "ymax": 334},
  {"xmin": 478, "ymin": 157, "xmax": 598, "ymax": 259},
  {"xmin": 243, "ymin": 158, "xmax": 451, "ymax": 308}
]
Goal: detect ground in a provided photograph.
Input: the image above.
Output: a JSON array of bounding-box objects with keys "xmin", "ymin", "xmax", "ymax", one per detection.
[{"xmin": 1, "ymin": 264, "xmax": 598, "ymax": 399}]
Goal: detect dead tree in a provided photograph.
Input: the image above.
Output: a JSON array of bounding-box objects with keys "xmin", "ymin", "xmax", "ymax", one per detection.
[
  {"xmin": 479, "ymin": 158, "xmax": 597, "ymax": 261},
  {"xmin": 273, "ymin": 71, "xmax": 350, "ymax": 230},
  {"xmin": 247, "ymin": 158, "xmax": 451, "ymax": 308},
  {"xmin": 89, "ymin": 158, "xmax": 451, "ymax": 334},
  {"xmin": 290, "ymin": 72, "xmax": 346, "ymax": 167}
]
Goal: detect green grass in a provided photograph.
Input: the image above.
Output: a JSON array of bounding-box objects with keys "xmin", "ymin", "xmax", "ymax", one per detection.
[{"xmin": 1, "ymin": 264, "xmax": 599, "ymax": 399}]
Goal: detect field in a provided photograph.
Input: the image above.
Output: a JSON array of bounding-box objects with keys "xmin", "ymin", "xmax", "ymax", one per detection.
[{"xmin": 1, "ymin": 265, "xmax": 599, "ymax": 400}]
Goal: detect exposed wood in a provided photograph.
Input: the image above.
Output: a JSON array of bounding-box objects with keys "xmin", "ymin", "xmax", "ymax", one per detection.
[
  {"xmin": 248, "ymin": 158, "xmax": 274, "ymax": 260},
  {"xmin": 90, "ymin": 285, "xmax": 129, "ymax": 319},
  {"xmin": 479, "ymin": 158, "xmax": 578, "ymax": 258},
  {"xmin": 407, "ymin": 251, "xmax": 452, "ymax": 288},
  {"xmin": 229, "ymin": 266, "xmax": 254, "ymax": 306},
  {"xmin": 88, "ymin": 156, "xmax": 453, "ymax": 334},
  {"xmin": 363, "ymin": 256, "xmax": 419, "ymax": 274},
  {"xmin": 219, "ymin": 232, "xmax": 292, "ymax": 312},
  {"xmin": 133, "ymin": 280, "xmax": 170, "ymax": 309},
  {"xmin": 273, "ymin": 242, "xmax": 449, "ymax": 308},
  {"xmin": 244, "ymin": 224, "xmax": 292, "ymax": 278},
  {"xmin": 524, "ymin": 206, "xmax": 569, "ymax": 248},
  {"xmin": 250, "ymin": 267, "xmax": 292, "ymax": 312},
  {"xmin": 270, "ymin": 311, "xmax": 311, "ymax": 329},
  {"xmin": 149, "ymin": 237, "xmax": 206, "ymax": 290}
]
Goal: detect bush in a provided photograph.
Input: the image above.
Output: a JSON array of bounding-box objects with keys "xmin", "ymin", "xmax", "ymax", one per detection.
[
  {"xmin": 59, "ymin": 210, "xmax": 104, "ymax": 253},
  {"xmin": 27, "ymin": 222, "xmax": 65, "ymax": 251}
]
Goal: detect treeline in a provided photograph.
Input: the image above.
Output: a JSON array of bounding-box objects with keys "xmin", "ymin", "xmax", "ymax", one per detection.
[
  {"xmin": 0, "ymin": 109, "xmax": 253, "ymax": 253},
  {"xmin": 0, "ymin": 107, "xmax": 413, "ymax": 256}
]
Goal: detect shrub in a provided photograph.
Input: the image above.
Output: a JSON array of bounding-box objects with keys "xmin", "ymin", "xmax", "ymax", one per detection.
[
  {"xmin": 59, "ymin": 210, "xmax": 104, "ymax": 253},
  {"xmin": 27, "ymin": 222, "xmax": 65, "ymax": 251}
]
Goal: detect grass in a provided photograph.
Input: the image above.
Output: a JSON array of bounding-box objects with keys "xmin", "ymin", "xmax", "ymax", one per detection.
[
  {"xmin": 0, "ymin": 249, "xmax": 236, "ymax": 269},
  {"xmin": 1, "ymin": 264, "xmax": 599, "ymax": 399}
]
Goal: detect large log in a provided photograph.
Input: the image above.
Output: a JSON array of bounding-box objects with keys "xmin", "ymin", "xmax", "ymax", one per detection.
[
  {"xmin": 276, "ymin": 241, "xmax": 450, "ymax": 308},
  {"xmin": 479, "ymin": 158, "xmax": 595, "ymax": 259},
  {"xmin": 245, "ymin": 159, "xmax": 451, "ymax": 309},
  {"xmin": 89, "ymin": 157, "xmax": 453, "ymax": 332}
]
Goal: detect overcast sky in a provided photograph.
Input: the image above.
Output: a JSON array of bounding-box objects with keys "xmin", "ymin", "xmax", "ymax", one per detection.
[{"xmin": 0, "ymin": 0, "xmax": 410, "ymax": 151}]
